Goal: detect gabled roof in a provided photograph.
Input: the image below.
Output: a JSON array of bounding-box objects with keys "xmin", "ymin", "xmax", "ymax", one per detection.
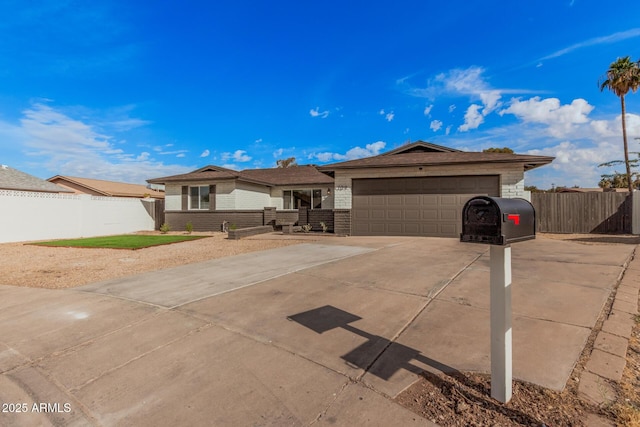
[
  {"xmin": 380, "ymin": 140, "xmax": 462, "ymax": 155},
  {"xmin": 319, "ymin": 142, "xmax": 554, "ymax": 172},
  {"xmin": 146, "ymin": 165, "xmax": 241, "ymax": 185},
  {"xmin": 148, "ymin": 165, "xmax": 334, "ymax": 186},
  {"xmin": 48, "ymin": 175, "xmax": 165, "ymax": 198},
  {"xmin": 0, "ymin": 166, "xmax": 72, "ymax": 193}
]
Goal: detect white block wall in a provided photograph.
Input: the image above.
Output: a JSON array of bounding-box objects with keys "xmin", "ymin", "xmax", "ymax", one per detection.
[{"xmin": 0, "ymin": 191, "xmax": 155, "ymax": 243}]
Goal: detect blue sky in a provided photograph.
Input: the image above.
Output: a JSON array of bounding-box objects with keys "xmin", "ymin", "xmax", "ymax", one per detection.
[{"xmin": 1, "ymin": 0, "xmax": 640, "ymax": 189}]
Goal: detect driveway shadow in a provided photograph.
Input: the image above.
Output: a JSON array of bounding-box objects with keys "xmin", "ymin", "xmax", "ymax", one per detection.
[{"xmin": 287, "ymin": 305, "xmax": 541, "ymax": 423}]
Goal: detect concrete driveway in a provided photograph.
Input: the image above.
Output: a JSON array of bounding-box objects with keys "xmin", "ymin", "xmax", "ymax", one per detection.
[{"xmin": 0, "ymin": 236, "xmax": 634, "ymax": 426}]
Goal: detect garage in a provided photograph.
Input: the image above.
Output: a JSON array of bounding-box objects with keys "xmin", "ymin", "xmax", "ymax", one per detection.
[{"xmin": 351, "ymin": 175, "xmax": 500, "ymax": 237}]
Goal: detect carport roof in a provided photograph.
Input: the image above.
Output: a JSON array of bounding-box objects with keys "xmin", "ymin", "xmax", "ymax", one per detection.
[{"xmin": 318, "ymin": 151, "xmax": 554, "ymax": 171}]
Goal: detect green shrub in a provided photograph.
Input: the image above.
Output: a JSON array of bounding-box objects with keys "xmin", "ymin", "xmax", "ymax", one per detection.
[
  {"xmin": 160, "ymin": 223, "xmax": 170, "ymax": 234},
  {"xmin": 185, "ymin": 221, "xmax": 193, "ymax": 234},
  {"xmin": 320, "ymin": 221, "xmax": 328, "ymax": 233},
  {"xmin": 229, "ymin": 223, "xmax": 237, "ymax": 231}
]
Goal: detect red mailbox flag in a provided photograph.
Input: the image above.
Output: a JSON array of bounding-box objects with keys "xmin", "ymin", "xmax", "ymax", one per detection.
[{"xmin": 506, "ymin": 214, "xmax": 520, "ymax": 225}]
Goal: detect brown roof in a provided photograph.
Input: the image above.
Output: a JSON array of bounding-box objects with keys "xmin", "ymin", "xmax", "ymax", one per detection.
[
  {"xmin": 148, "ymin": 165, "xmax": 334, "ymax": 186},
  {"xmin": 48, "ymin": 175, "xmax": 165, "ymax": 198},
  {"xmin": 240, "ymin": 166, "xmax": 334, "ymax": 186},
  {"xmin": 318, "ymin": 151, "xmax": 554, "ymax": 172}
]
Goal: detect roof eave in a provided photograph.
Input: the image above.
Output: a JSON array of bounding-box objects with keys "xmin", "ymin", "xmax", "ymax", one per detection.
[{"xmin": 319, "ymin": 157, "xmax": 555, "ymax": 171}]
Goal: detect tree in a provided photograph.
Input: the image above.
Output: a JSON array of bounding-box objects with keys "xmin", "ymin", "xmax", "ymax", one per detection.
[
  {"xmin": 482, "ymin": 147, "xmax": 514, "ymax": 154},
  {"xmin": 599, "ymin": 56, "xmax": 640, "ymax": 194},
  {"xmin": 276, "ymin": 157, "xmax": 297, "ymax": 168}
]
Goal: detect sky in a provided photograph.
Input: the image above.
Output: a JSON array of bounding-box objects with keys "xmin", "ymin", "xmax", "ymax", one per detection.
[{"xmin": 1, "ymin": 1, "xmax": 640, "ymax": 189}]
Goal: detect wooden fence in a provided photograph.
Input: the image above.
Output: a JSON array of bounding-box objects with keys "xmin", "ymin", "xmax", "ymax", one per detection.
[{"xmin": 531, "ymin": 192, "xmax": 631, "ymax": 234}]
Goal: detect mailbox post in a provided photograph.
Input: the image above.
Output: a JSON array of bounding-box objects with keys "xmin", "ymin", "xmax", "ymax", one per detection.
[{"xmin": 461, "ymin": 196, "xmax": 535, "ymax": 403}]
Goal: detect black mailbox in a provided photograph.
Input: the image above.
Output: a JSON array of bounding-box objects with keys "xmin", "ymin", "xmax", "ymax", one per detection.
[{"xmin": 460, "ymin": 196, "xmax": 535, "ymax": 245}]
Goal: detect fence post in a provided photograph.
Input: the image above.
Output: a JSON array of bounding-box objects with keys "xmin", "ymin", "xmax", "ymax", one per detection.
[{"xmin": 633, "ymin": 190, "xmax": 639, "ymax": 235}]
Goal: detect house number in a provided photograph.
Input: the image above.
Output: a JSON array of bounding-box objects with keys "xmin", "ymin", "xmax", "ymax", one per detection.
[{"xmin": 336, "ymin": 185, "xmax": 348, "ymax": 191}]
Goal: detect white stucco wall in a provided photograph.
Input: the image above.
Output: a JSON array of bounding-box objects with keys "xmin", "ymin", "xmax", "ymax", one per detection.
[
  {"xmin": 333, "ymin": 164, "xmax": 526, "ymax": 209},
  {"xmin": 234, "ymin": 182, "xmax": 272, "ymax": 209},
  {"xmin": 0, "ymin": 191, "xmax": 155, "ymax": 243}
]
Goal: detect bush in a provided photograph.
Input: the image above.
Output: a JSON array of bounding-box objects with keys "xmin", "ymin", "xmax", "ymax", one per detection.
[
  {"xmin": 320, "ymin": 221, "xmax": 328, "ymax": 233},
  {"xmin": 160, "ymin": 223, "xmax": 170, "ymax": 234},
  {"xmin": 301, "ymin": 224, "xmax": 312, "ymax": 233},
  {"xmin": 185, "ymin": 221, "xmax": 193, "ymax": 234}
]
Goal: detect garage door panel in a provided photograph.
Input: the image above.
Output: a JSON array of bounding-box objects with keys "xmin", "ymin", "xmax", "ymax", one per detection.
[
  {"xmin": 404, "ymin": 209, "xmax": 420, "ymax": 220},
  {"xmin": 352, "ymin": 176, "xmax": 499, "ymax": 237},
  {"xmin": 439, "ymin": 208, "xmax": 458, "ymax": 220},
  {"xmin": 421, "ymin": 209, "xmax": 438, "ymax": 220}
]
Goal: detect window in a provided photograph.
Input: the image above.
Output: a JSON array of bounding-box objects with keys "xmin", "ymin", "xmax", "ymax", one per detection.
[
  {"xmin": 189, "ymin": 186, "xmax": 210, "ymax": 210},
  {"xmin": 283, "ymin": 189, "xmax": 322, "ymax": 209}
]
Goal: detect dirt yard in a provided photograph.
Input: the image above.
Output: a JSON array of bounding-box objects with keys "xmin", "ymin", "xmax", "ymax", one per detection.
[{"xmin": 0, "ymin": 232, "xmax": 307, "ymax": 289}]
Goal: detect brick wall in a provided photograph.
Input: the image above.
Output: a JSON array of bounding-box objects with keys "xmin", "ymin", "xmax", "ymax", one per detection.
[
  {"xmin": 333, "ymin": 209, "xmax": 351, "ymax": 235},
  {"xmin": 308, "ymin": 209, "xmax": 334, "ymax": 232},
  {"xmin": 264, "ymin": 207, "xmax": 276, "ymax": 226},
  {"xmin": 275, "ymin": 210, "xmax": 299, "ymax": 225},
  {"xmin": 165, "ymin": 210, "xmax": 264, "ymax": 232}
]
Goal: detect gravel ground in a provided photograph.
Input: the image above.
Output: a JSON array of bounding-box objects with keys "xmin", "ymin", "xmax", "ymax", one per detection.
[{"xmin": 0, "ymin": 232, "xmax": 306, "ymax": 289}]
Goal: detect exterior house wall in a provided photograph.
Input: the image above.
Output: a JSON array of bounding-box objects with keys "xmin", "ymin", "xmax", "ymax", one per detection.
[
  {"xmin": 164, "ymin": 184, "xmax": 182, "ymax": 211},
  {"xmin": 215, "ymin": 181, "xmax": 236, "ymax": 210},
  {"xmin": 333, "ymin": 164, "xmax": 525, "ymax": 209},
  {"xmin": 235, "ymin": 182, "xmax": 272, "ymax": 209}
]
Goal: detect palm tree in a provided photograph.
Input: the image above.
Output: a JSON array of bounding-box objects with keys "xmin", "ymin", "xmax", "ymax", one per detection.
[{"xmin": 599, "ymin": 56, "xmax": 640, "ymax": 194}]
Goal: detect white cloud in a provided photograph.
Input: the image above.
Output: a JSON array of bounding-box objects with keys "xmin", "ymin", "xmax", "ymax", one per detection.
[
  {"xmin": 379, "ymin": 109, "xmax": 385, "ymax": 115},
  {"xmin": 3, "ymin": 102, "xmax": 191, "ymax": 183},
  {"xmin": 221, "ymin": 150, "xmax": 251, "ymax": 162},
  {"xmin": 448, "ymin": 104, "xmax": 456, "ymax": 113},
  {"xmin": 458, "ymin": 104, "xmax": 484, "ymax": 132},
  {"xmin": 273, "ymin": 148, "xmax": 284, "ymax": 157},
  {"xmin": 385, "ymin": 112, "xmax": 394, "ymax": 122},
  {"xmin": 200, "ymin": 149, "xmax": 210, "ymax": 157},
  {"xmin": 430, "ymin": 120, "xmax": 443, "ymax": 132},
  {"xmin": 445, "ymin": 125, "xmax": 452, "ymax": 135},
  {"xmin": 539, "ymin": 28, "xmax": 640, "ymax": 61},
  {"xmin": 309, "ymin": 141, "xmax": 387, "ymax": 163},
  {"xmin": 255, "ymin": 138, "xmax": 263, "ymax": 143},
  {"xmin": 310, "ymin": 107, "xmax": 329, "ymax": 118},
  {"xmin": 499, "ymin": 97, "xmax": 594, "ymax": 137},
  {"xmin": 526, "ymin": 140, "xmax": 621, "ymax": 187},
  {"xmin": 423, "ymin": 105, "xmax": 433, "ymax": 116}
]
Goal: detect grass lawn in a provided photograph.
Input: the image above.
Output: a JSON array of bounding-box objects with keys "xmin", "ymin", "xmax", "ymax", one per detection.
[{"xmin": 31, "ymin": 234, "xmax": 209, "ymax": 250}]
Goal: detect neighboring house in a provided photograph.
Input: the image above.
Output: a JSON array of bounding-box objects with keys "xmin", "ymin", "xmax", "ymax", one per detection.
[
  {"xmin": 47, "ymin": 175, "xmax": 165, "ymax": 199},
  {"xmin": 0, "ymin": 165, "xmax": 72, "ymax": 193},
  {"xmin": 147, "ymin": 141, "xmax": 554, "ymax": 237}
]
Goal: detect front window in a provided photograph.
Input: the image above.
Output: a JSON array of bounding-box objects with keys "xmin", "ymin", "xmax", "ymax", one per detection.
[
  {"xmin": 189, "ymin": 185, "xmax": 210, "ymax": 210},
  {"xmin": 283, "ymin": 189, "xmax": 322, "ymax": 209}
]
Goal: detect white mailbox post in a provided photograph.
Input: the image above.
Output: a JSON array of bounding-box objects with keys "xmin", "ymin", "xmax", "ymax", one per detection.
[
  {"xmin": 490, "ymin": 245, "xmax": 512, "ymax": 403},
  {"xmin": 461, "ymin": 196, "xmax": 536, "ymax": 404}
]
